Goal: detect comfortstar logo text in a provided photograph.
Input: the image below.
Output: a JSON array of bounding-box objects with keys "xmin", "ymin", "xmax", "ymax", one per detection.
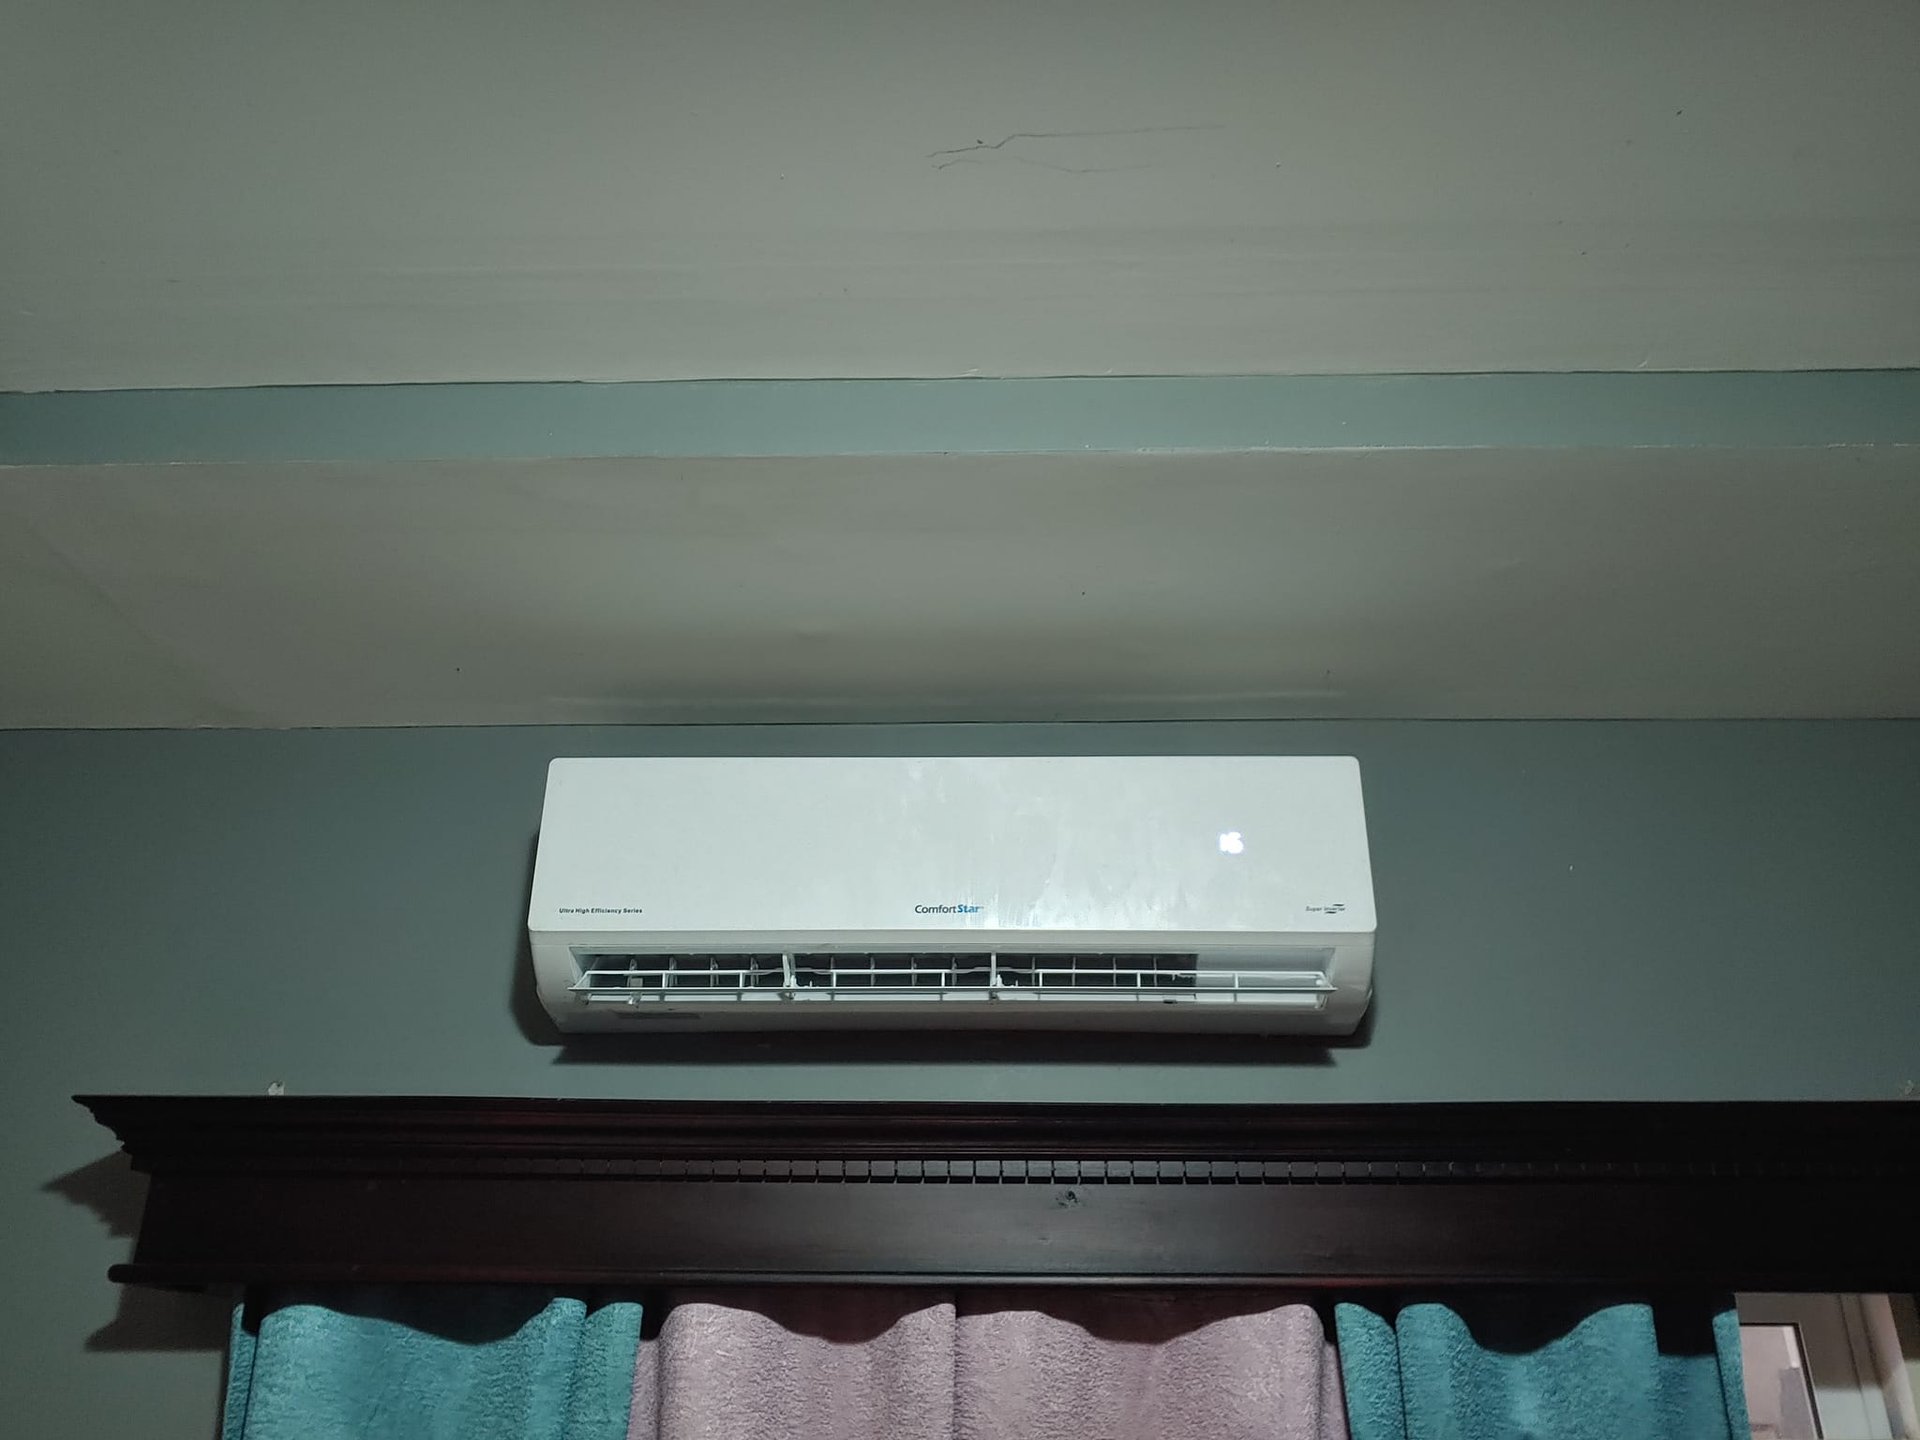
[{"xmin": 913, "ymin": 903, "xmax": 983, "ymax": 915}]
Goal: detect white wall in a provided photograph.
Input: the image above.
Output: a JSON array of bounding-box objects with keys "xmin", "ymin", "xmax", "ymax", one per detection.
[{"xmin": 6, "ymin": 0, "xmax": 1918, "ymax": 388}]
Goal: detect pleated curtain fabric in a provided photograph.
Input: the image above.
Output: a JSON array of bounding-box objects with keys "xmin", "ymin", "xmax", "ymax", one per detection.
[
  {"xmin": 628, "ymin": 1289, "xmax": 957, "ymax": 1440},
  {"xmin": 221, "ymin": 1286, "xmax": 1750, "ymax": 1440},
  {"xmin": 1333, "ymin": 1295, "xmax": 1750, "ymax": 1440},
  {"xmin": 222, "ymin": 1288, "xmax": 644, "ymax": 1440},
  {"xmin": 627, "ymin": 1288, "xmax": 1349, "ymax": 1440}
]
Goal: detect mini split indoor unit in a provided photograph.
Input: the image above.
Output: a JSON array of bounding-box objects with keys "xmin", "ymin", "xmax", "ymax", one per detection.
[{"xmin": 530, "ymin": 755, "xmax": 1374, "ymax": 1034}]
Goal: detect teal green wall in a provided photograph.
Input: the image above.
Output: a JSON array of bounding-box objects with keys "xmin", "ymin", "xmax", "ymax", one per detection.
[
  {"xmin": 6, "ymin": 372, "xmax": 1919, "ymax": 464},
  {"xmin": 5, "ymin": 721, "xmax": 1919, "ymax": 1434}
]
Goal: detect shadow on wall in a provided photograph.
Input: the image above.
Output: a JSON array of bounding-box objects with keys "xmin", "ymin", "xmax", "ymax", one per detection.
[
  {"xmin": 506, "ymin": 836, "xmax": 1372, "ymax": 1068},
  {"xmin": 45, "ymin": 1152, "xmax": 232, "ymax": 1353}
]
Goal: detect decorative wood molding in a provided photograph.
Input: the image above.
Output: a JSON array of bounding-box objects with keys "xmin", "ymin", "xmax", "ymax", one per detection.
[{"xmin": 79, "ymin": 1097, "xmax": 1920, "ymax": 1291}]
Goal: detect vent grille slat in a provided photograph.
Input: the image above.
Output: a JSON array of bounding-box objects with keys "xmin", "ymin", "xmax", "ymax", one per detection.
[
  {"xmin": 569, "ymin": 951, "xmax": 1336, "ymax": 1008},
  {"xmin": 583, "ymin": 953, "xmax": 787, "ymax": 992}
]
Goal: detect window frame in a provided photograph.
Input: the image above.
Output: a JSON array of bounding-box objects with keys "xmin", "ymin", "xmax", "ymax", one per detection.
[{"xmin": 1737, "ymin": 1294, "xmax": 1920, "ymax": 1440}]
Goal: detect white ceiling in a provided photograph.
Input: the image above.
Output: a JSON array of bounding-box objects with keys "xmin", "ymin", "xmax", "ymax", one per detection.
[
  {"xmin": 4, "ymin": 446, "xmax": 1916, "ymax": 727},
  {"xmin": 5, "ymin": 0, "xmax": 1919, "ymax": 389}
]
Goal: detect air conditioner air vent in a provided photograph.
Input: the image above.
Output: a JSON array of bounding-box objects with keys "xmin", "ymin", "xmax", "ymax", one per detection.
[
  {"xmin": 571, "ymin": 951, "xmax": 1334, "ymax": 1004},
  {"xmin": 578, "ymin": 953, "xmax": 785, "ymax": 991}
]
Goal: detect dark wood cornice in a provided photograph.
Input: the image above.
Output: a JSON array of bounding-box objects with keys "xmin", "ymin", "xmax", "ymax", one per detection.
[{"xmin": 79, "ymin": 1096, "xmax": 1920, "ymax": 1291}]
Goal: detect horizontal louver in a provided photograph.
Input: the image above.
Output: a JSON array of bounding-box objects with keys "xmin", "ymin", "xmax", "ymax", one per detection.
[{"xmin": 570, "ymin": 951, "xmax": 1335, "ymax": 1005}]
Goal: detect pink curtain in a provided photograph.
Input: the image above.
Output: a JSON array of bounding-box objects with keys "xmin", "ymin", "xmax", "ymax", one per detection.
[
  {"xmin": 629, "ymin": 1289, "xmax": 1347, "ymax": 1440},
  {"xmin": 630, "ymin": 1289, "xmax": 955, "ymax": 1440}
]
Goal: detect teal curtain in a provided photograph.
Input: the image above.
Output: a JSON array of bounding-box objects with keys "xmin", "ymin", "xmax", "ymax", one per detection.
[
  {"xmin": 1334, "ymin": 1295, "xmax": 1749, "ymax": 1440},
  {"xmin": 223, "ymin": 1288, "xmax": 642, "ymax": 1440}
]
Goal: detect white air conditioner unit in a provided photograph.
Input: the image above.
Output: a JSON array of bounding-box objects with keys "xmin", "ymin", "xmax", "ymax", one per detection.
[{"xmin": 528, "ymin": 755, "xmax": 1375, "ymax": 1034}]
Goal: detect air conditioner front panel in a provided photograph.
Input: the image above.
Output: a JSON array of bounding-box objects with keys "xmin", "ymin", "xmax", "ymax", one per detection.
[{"xmin": 530, "ymin": 756, "xmax": 1373, "ymax": 935}]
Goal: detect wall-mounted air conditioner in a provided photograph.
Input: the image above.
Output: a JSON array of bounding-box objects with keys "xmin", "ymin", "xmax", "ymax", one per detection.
[{"xmin": 529, "ymin": 755, "xmax": 1375, "ymax": 1033}]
